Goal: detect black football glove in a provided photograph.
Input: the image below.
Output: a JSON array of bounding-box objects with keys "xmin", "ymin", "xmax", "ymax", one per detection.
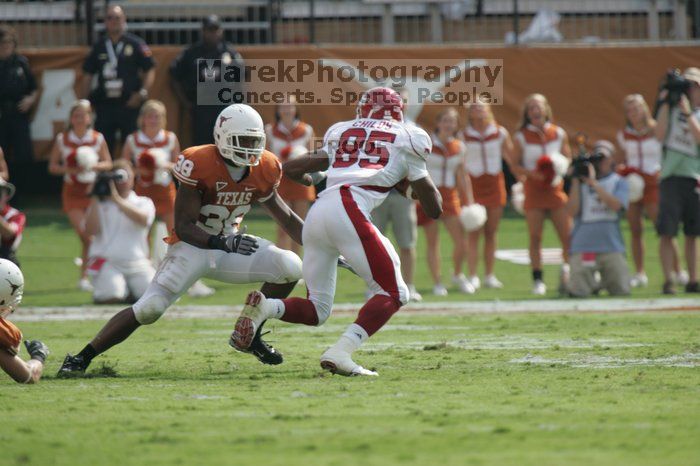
[
  {"xmin": 337, "ymin": 256, "xmax": 358, "ymax": 276},
  {"xmin": 208, "ymin": 226, "xmax": 259, "ymax": 255},
  {"xmin": 24, "ymin": 340, "xmax": 50, "ymax": 363}
]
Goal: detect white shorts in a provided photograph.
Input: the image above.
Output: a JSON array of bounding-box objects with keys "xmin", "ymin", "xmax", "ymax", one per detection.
[
  {"xmin": 89, "ymin": 258, "xmax": 156, "ymax": 302},
  {"xmin": 132, "ymin": 237, "xmax": 302, "ymax": 324},
  {"xmin": 302, "ymin": 186, "xmax": 409, "ymax": 317},
  {"xmin": 371, "ymin": 190, "xmax": 417, "ymax": 249}
]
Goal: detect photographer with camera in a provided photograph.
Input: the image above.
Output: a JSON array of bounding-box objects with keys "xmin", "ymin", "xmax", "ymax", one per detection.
[
  {"xmin": 84, "ymin": 160, "xmax": 156, "ymax": 304},
  {"xmin": 654, "ymin": 68, "xmax": 700, "ymax": 294},
  {"xmin": 567, "ymin": 141, "xmax": 630, "ymax": 297}
]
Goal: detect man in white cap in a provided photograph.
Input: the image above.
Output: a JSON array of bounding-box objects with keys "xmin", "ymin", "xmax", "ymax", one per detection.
[
  {"xmin": 566, "ymin": 140, "xmax": 630, "ymax": 297},
  {"xmin": 655, "ymin": 67, "xmax": 700, "ymax": 294}
]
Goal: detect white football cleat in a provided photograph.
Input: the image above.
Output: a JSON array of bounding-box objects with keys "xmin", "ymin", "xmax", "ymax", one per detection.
[
  {"xmin": 630, "ymin": 273, "xmax": 648, "ymax": 288},
  {"xmin": 320, "ymin": 348, "xmax": 378, "ymax": 377},
  {"xmin": 468, "ymin": 275, "xmax": 481, "ymax": 290},
  {"xmin": 78, "ymin": 277, "xmax": 93, "ymax": 292},
  {"xmin": 188, "ymin": 280, "xmax": 215, "ymax": 298},
  {"xmin": 532, "ymin": 279, "xmax": 547, "ymax": 296},
  {"xmin": 484, "ymin": 274, "xmax": 504, "ymax": 289},
  {"xmin": 432, "ymin": 284, "xmax": 448, "ymax": 296},
  {"xmin": 230, "ymin": 291, "xmax": 273, "ymax": 351},
  {"xmin": 407, "ymin": 284, "xmax": 423, "ymax": 302},
  {"xmin": 452, "ymin": 274, "xmax": 476, "ymax": 294}
]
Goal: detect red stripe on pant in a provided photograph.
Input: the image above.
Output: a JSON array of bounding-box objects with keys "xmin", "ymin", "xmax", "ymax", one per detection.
[{"xmin": 339, "ymin": 185, "xmax": 401, "ymax": 305}]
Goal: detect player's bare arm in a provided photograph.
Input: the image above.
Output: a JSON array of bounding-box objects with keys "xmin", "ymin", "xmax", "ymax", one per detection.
[
  {"xmin": 261, "ymin": 191, "xmax": 304, "ymax": 245},
  {"xmin": 411, "ymin": 176, "xmax": 442, "ymax": 219},
  {"xmin": 283, "ymin": 151, "xmax": 330, "ymax": 186},
  {"xmin": 173, "ymin": 183, "xmax": 211, "ymax": 249},
  {"xmin": 0, "ymin": 342, "xmax": 47, "ymax": 384}
]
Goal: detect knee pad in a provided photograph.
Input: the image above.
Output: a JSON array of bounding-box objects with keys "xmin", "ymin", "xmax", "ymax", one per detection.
[
  {"xmin": 273, "ymin": 250, "xmax": 303, "ymax": 283},
  {"xmin": 310, "ymin": 297, "xmax": 333, "ymax": 326},
  {"xmin": 132, "ymin": 292, "xmax": 170, "ymax": 325}
]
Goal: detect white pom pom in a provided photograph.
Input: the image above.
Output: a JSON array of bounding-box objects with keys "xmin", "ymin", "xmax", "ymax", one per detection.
[
  {"xmin": 511, "ymin": 181, "xmax": 525, "ymax": 215},
  {"xmin": 626, "ymin": 173, "xmax": 645, "ymax": 203},
  {"xmin": 153, "ymin": 168, "xmax": 172, "ymax": 186},
  {"xmin": 76, "ymin": 146, "xmax": 99, "ymax": 170},
  {"xmin": 288, "ymin": 145, "xmax": 308, "ymax": 160},
  {"xmin": 147, "ymin": 148, "xmax": 170, "ymax": 168},
  {"xmin": 550, "ymin": 152, "xmax": 570, "ymax": 187},
  {"xmin": 459, "ymin": 204, "xmax": 487, "ymax": 232}
]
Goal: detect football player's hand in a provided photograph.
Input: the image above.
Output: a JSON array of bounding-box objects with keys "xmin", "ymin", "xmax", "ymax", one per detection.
[
  {"xmin": 337, "ymin": 256, "xmax": 358, "ymax": 276},
  {"xmin": 24, "ymin": 340, "xmax": 50, "ymax": 363},
  {"xmin": 223, "ymin": 226, "xmax": 259, "ymax": 255}
]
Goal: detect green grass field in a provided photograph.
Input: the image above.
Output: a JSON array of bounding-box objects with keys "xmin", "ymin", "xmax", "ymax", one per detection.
[
  {"xmin": 2, "ymin": 311, "xmax": 699, "ymax": 465},
  {"xmin": 17, "ymin": 204, "xmax": 681, "ymax": 307},
  {"xmin": 4, "ymin": 203, "xmax": 699, "ymax": 465}
]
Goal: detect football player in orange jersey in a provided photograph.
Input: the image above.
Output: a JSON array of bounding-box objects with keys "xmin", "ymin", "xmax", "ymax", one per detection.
[
  {"xmin": 58, "ymin": 104, "xmax": 315, "ymax": 376},
  {"xmin": 0, "ymin": 259, "xmax": 50, "ymax": 384}
]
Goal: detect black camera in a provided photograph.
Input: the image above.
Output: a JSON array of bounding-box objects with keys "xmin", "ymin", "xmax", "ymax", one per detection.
[
  {"xmin": 662, "ymin": 69, "xmax": 691, "ymax": 107},
  {"xmin": 571, "ymin": 153, "xmax": 605, "ymax": 179},
  {"xmin": 90, "ymin": 169, "xmax": 128, "ymax": 198}
]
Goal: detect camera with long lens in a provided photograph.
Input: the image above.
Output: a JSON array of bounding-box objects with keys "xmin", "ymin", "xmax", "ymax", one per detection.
[
  {"xmin": 570, "ymin": 132, "xmax": 605, "ymax": 179},
  {"xmin": 90, "ymin": 169, "xmax": 129, "ymax": 198},
  {"xmin": 661, "ymin": 68, "xmax": 691, "ymax": 107}
]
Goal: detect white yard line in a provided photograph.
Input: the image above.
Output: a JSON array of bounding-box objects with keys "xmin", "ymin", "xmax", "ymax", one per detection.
[{"xmin": 11, "ymin": 297, "xmax": 700, "ymax": 322}]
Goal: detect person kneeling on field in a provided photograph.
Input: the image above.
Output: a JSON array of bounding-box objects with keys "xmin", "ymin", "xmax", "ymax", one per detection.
[
  {"xmin": 566, "ymin": 141, "xmax": 630, "ymax": 297},
  {"xmin": 84, "ymin": 160, "xmax": 156, "ymax": 304},
  {"xmin": 0, "ymin": 259, "xmax": 50, "ymax": 383}
]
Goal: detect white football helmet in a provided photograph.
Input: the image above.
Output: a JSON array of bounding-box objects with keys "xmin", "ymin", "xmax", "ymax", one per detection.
[
  {"xmin": 213, "ymin": 104, "xmax": 266, "ymax": 166},
  {"xmin": 0, "ymin": 259, "xmax": 23, "ymax": 318}
]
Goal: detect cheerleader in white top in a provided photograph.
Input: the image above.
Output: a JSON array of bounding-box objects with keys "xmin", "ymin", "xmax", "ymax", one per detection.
[
  {"xmin": 511, "ymin": 94, "xmax": 572, "ymax": 296},
  {"xmin": 420, "ymin": 108, "xmax": 475, "ymax": 296},
  {"xmin": 48, "ymin": 100, "xmax": 112, "ymax": 290},
  {"xmin": 616, "ymin": 94, "xmax": 685, "ymax": 287},
  {"xmin": 462, "ymin": 102, "xmax": 514, "ymax": 290}
]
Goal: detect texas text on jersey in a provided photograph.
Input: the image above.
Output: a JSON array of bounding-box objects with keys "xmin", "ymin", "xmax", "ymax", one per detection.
[{"xmin": 169, "ymin": 144, "xmax": 282, "ymax": 242}]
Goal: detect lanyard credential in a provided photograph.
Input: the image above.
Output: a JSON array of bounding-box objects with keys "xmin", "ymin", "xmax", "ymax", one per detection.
[{"xmin": 105, "ymin": 39, "xmax": 124, "ymax": 68}]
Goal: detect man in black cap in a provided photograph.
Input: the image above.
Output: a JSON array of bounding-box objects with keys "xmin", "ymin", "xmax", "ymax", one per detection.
[
  {"xmin": 81, "ymin": 4, "xmax": 156, "ymax": 154},
  {"xmin": 170, "ymin": 15, "xmax": 245, "ymax": 145}
]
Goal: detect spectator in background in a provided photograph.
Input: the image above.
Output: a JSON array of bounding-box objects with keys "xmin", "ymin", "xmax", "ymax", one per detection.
[
  {"xmin": 84, "ymin": 160, "xmax": 156, "ymax": 304},
  {"xmin": 265, "ymin": 98, "xmax": 315, "ymax": 256},
  {"xmin": 511, "ymin": 94, "xmax": 572, "ymax": 296},
  {"xmin": 0, "ymin": 180, "xmax": 24, "ymax": 267},
  {"xmin": 48, "ymin": 100, "xmax": 112, "ymax": 291},
  {"xmin": 0, "ymin": 147, "xmax": 10, "ymax": 181},
  {"xmin": 370, "ymin": 88, "xmax": 422, "ymax": 302},
  {"xmin": 567, "ymin": 141, "xmax": 630, "ymax": 297},
  {"xmin": 170, "ymin": 15, "xmax": 245, "ymax": 145},
  {"xmin": 654, "ymin": 67, "xmax": 700, "ymax": 294},
  {"xmin": 81, "ymin": 5, "xmax": 156, "ymax": 154},
  {"xmin": 421, "ymin": 108, "xmax": 475, "ymax": 296},
  {"xmin": 462, "ymin": 102, "xmax": 514, "ymax": 290},
  {"xmin": 617, "ymin": 94, "xmax": 686, "ymax": 288},
  {"xmin": 0, "ymin": 25, "xmax": 37, "ymax": 193}
]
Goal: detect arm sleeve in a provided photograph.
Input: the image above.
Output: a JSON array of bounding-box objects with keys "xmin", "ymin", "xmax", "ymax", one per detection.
[
  {"xmin": 136, "ymin": 39, "xmax": 155, "ymax": 71},
  {"xmin": 138, "ymin": 197, "xmax": 156, "ymax": 227},
  {"xmin": 82, "ymin": 44, "xmax": 100, "ymax": 74},
  {"xmin": 404, "ymin": 126, "xmax": 432, "ymax": 181},
  {"xmin": 258, "ymin": 157, "xmax": 282, "ymax": 203},
  {"xmin": 169, "ymin": 48, "xmax": 187, "ymax": 81},
  {"xmin": 0, "ymin": 318, "xmax": 22, "ymax": 356},
  {"xmin": 171, "ymin": 150, "xmax": 202, "ymax": 189},
  {"xmin": 322, "ymin": 122, "xmax": 344, "ymax": 164},
  {"xmin": 20, "ymin": 57, "xmax": 37, "ymax": 94},
  {"xmin": 6, "ymin": 212, "xmax": 26, "ymax": 239}
]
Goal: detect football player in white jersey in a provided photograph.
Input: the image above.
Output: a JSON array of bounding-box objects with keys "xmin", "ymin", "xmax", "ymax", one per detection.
[{"xmin": 230, "ymin": 87, "xmax": 442, "ymax": 376}]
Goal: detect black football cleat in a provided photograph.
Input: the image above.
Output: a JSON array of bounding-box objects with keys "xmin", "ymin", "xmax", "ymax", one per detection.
[
  {"xmin": 56, "ymin": 353, "xmax": 89, "ymax": 378},
  {"xmin": 230, "ymin": 321, "xmax": 283, "ymax": 365}
]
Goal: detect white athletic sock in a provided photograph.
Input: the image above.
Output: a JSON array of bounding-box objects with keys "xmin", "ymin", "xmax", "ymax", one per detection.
[
  {"xmin": 333, "ymin": 323, "xmax": 369, "ymax": 354},
  {"xmin": 266, "ymin": 298, "xmax": 286, "ymax": 319}
]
